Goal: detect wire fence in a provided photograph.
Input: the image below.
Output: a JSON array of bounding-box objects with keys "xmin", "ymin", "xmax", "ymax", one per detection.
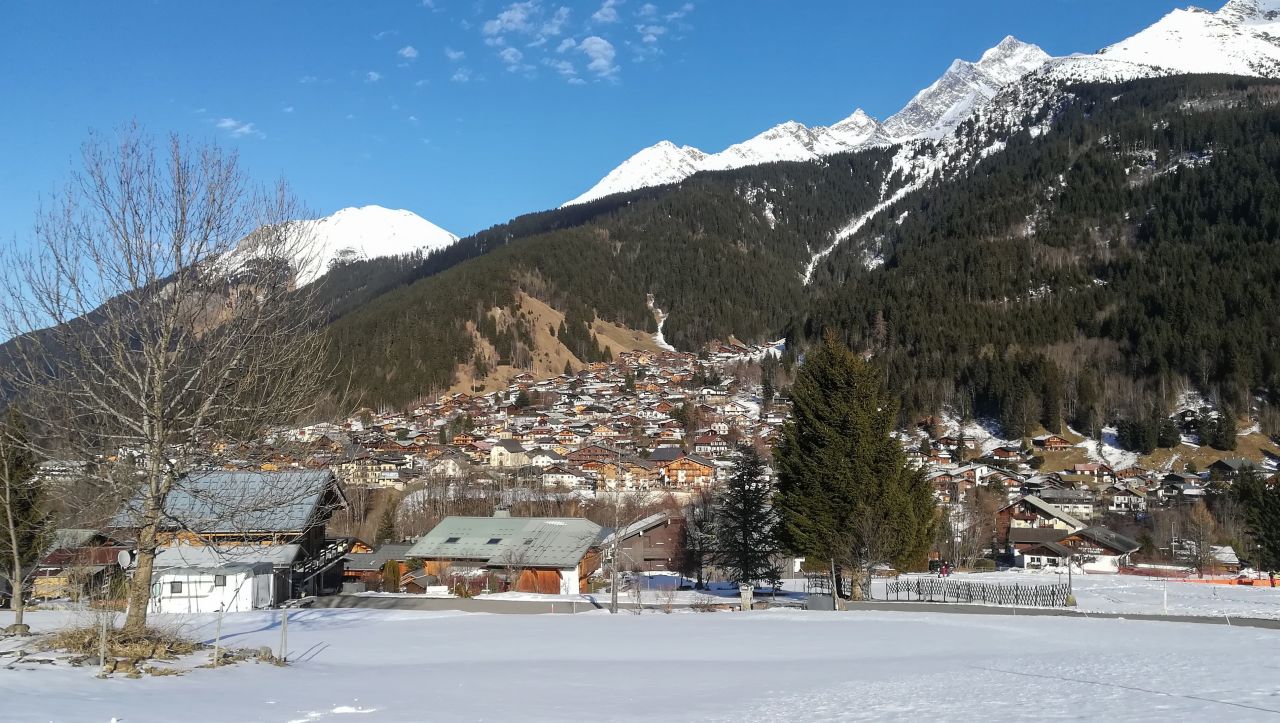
[{"xmin": 882, "ymin": 578, "xmax": 1072, "ymax": 608}]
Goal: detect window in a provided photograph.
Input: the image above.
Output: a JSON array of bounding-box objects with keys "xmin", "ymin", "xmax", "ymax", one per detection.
[
  {"xmin": 170, "ymin": 581, "xmax": 183, "ymax": 594},
  {"xmin": 445, "ymin": 537, "xmax": 461, "ymax": 544},
  {"xmin": 486, "ymin": 538, "xmax": 502, "ymax": 545},
  {"xmin": 213, "ymin": 575, "xmax": 226, "ymax": 587}
]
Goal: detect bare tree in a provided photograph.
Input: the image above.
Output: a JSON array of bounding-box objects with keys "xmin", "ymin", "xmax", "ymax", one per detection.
[{"xmin": 0, "ymin": 126, "xmax": 330, "ymax": 634}]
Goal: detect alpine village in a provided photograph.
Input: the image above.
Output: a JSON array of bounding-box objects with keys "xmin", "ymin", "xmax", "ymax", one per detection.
[{"xmin": 3, "ymin": 1, "xmax": 1280, "ymax": 720}]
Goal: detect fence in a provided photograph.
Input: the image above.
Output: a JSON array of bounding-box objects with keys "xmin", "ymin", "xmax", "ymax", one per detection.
[{"xmin": 882, "ymin": 578, "xmax": 1071, "ymax": 608}]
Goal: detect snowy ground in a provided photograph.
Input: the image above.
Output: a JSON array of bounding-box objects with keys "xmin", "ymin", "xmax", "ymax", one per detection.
[{"xmin": 6, "ymin": 606, "xmax": 1280, "ymax": 722}]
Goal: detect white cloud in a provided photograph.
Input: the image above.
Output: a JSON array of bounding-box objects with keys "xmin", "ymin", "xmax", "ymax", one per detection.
[
  {"xmin": 577, "ymin": 35, "xmax": 618, "ymax": 78},
  {"xmin": 556, "ymin": 38, "xmax": 576, "ymax": 53},
  {"xmin": 543, "ymin": 57, "xmax": 584, "ymax": 84},
  {"xmin": 398, "ymin": 45, "xmax": 419, "ymax": 60},
  {"xmin": 366, "ymin": 71, "xmax": 383, "ymax": 83},
  {"xmin": 215, "ymin": 117, "xmax": 264, "ymax": 139},
  {"xmin": 282, "ymin": 106, "xmax": 295, "ymax": 113},
  {"xmin": 665, "ymin": 1, "xmax": 693, "ymax": 21},
  {"xmin": 637, "ymin": 23, "xmax": 666, "ymax": 43},
  {"xmin": 298, "ymin": 75, "xmax": 318, "ymax": 84},
  {"xmin": 637, "ymin": 2, "xmax": 657, "ymax": 18},
  {"xmin": 500, "ymin": 47, "xmax": 524, "ymax": 66},
  {"xmin": 483, "ymin": 1, "xmax": 535, "ymax": 36},
  {"xmin": 452, "ymin": 67, "xmax": 473, "ymax": 83},
  {"xmin": 420, "ymin": 0, "xmax": 437, "ymax": 8},
  {"xmin": 445, "ymin": 46, "xmax": 466, "ymax": 62},
  {"xmin": 408, "ymin": 115, "xmax": 420, "ymax": 124},
  {"xmin": 372, "ymin": 30, "xmax": 397, "ymax": 40},
  {"xmin": 542, "ymin": 5, "xmax": 571, "ymax": 36},
  {"xmin": 592, "ymin": 0, "xmax": 621, "ymax": 23}
]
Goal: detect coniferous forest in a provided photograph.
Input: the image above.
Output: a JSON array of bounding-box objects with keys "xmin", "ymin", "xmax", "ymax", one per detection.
[{"xmin": 283, "ymin": 75, "xmax": 1280, "ymax": 439}]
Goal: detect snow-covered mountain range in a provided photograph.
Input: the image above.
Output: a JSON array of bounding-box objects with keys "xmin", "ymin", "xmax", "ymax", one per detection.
[
  {"xmin": 566, "ymin": 0, "xmax": 1280, "ymax": 207},
  {"xmin": 288, "ymin": 205, "xmax": 457, "ymax": 285}
]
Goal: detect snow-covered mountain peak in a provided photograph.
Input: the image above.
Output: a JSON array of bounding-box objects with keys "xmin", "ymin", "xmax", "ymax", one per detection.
[
  {"xmin": 1098, "ymin": 0, "xmax": 1280, "ymax": 77},
  {"xmin": 290, "ymin": 205, "xmax": 457, "ymax": 285},
  {"xmin": 881, "ymin": 36, "xmax": 1049, "ymax": 141},
  {"xmin": 977, "ymin": 36, "xmax": 1052, "ymax": 84},
  {"xmin": 1219, "ymin": 0, "xmax": 1280, "ymax": 24},
  {"xmin": 831, "ymin": 108, "xmax": 877, "ymax": 132},
  {"xmin": 563, "ymin": 141, "xmax": 708, "ymax": 207}
]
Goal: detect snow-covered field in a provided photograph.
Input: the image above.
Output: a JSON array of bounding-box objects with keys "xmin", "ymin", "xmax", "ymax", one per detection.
[{"xmin": 6, "ymin": 606, "xmax": 1280, "ymax": 722}]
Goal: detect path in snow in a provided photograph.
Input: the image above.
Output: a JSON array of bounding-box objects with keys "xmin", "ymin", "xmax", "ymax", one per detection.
[{"xmin": 802, "ymin": 179, "xmax": 927, "ymax": 284}]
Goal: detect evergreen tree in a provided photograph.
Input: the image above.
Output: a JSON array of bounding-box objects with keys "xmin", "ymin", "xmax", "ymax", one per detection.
[
  {"xmin": 513, "ymin": 389, "xmax": 532, "ymax": 409},
  {"xmin": 1212, "ymin": 405, "xmax": 1238, "ymax": 451},
  {"xmin": 1234, "ymin": 469, "xmax": 1280, "ymax": 571},
  {"xmin": 0, "ymin": 414, "xmax": 47, "ymax": 626},
  {"xmin": 774, "ymin": 333, "xmax": 935, "ymax": 600},
  {"xmin": 375, "ymin": 507, "xmax": 397, "ymax": 545},
  {"xmin": 713, "ymin": 444, "xmax": 781, "ymax": 587},
  {"xmin": 381, "ymin": 559, "xmax": 401, "ymax": 592},
  {"xmin": 678, "ymin": 489, "xmax": 717, "ymax": 589}
]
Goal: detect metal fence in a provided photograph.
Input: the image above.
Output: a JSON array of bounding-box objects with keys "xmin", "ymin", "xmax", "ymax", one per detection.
[{"xmin": 882, "ymin": 578, "xmax": 1071, "ymax": 608}]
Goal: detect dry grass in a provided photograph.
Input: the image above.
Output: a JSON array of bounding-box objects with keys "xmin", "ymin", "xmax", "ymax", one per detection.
[{"xmin": 42, "ymin": 624, "xmax": 204, "ymax": 662}]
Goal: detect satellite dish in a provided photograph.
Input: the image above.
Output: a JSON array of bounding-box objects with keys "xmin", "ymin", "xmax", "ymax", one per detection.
[{"xmin": 117, "ymin": 550, "xmax": 135, "ymax": 569}]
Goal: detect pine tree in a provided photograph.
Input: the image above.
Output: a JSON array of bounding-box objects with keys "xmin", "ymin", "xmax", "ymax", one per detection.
[
  {"xmin": 1234, "ymin": 469, "xmax": 1280, "ymax": 571},
  {"xmin": 713, "ymin": 444, "xmax": 781, "ymax": 587},
  {"xmin": 381, "ymin": 559, "xmax": 401, "ymax": 592},
  {"xmin": 774, "ymin": 333, "xmax": 935, "ymax": 600},
  {"xmin": 375, "ymin": 507, "xmax": 397, "ymax": 545},
  {"xmin": 0, "ymin": 414, "xmax": 47, "ymax": 626}
]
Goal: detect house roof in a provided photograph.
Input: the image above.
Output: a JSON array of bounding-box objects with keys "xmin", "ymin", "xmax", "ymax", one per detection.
[
  {"xmin": 1070, "ymin": 526, "xmax": 1141, "ymax": 555},
  {"xmin": 404, "ymin": 516, "xmax": 603, "ymax": 569},
  {"xmin": 112, "ymin": 470, "xmax": 340, "ymax": 534},
  {"xmin": 598, "ymin": 512, "xmax": 674, "ymax": 547},
  {"xmin": 344, "ymin": 544, "xmax": 416, "ymax": 572},
  {"xmin": 151, "ymin": 543, "xmax": 302, "ymax": 570}
]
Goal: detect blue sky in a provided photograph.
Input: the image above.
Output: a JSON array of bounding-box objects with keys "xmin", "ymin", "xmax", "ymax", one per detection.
[{"xmin": 1, "ymin": 0, "xmax": 1190, "ymax": 241}]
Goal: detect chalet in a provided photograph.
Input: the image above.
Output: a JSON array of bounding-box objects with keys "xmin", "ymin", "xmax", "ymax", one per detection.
[
  {"xmin": 527, "ymin": 449, "xmax": 567, "ymax": 468},
  {"xmin": 541, "ymin": 464, "xmax": 587, "ymax": 489},
  {"xmin": 404, "ymin": 514, "xmax": 603, "ymax": 594},
  {"xmin": 996, "ymin": 495, "xmax": 1086, "ymax": 544},
  {"xmin": 1033, "ymin": 434, "xmax": 1073, "ymax": 451},
  {"xmin": 1058, "ymin": 527, "xmax": 1141, "ymax": 573},
  {"xmin": 1101, "ymin": 483, "xmax": 1147, "ymax": 513},
  {"xmin": 1038, "ymin": 488, "xmax": 1097, "ymax": 521},
  {"xmin": 1208, "ymin": 458, "xmax": 1262, "ymax": 478},
  {"xmin": 567, "ymin": 443, "xmax": 621, "ymax": 465},
  {"xmin": 658, "ymin": 454, "xmax": 715, "ymax": 488},
  {"xmin": 599, "ymin": 512, "xmax": 685, "ymax": 573},
  {"xmin": 991, "ymin": 446, "xmax": 1023, "ymax": 460},
  {"xmin": 113, "ymin": 470, "xmax": 347, "ymax": 604}
]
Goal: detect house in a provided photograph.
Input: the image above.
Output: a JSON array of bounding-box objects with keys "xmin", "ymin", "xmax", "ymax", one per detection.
[
  {"xmin": 32, "ymin": 529, "xmax": 131, "ymax": 601},
  {"xmin": 1033, "ymin": 434, "xmax": 1073, "ymax": 451},
  {"xmin": 113, "ymin": 470, "xmax": 347, "ymax": 604},
  {"xmin": 148, "ymin": 545, "xmax": 285, "ymax": 614},
  {"xmin": 599, "ymin": 512, "xmax": 685, "ymax": 574},
  {"xmin": 403, "ymin": 513, "xmax": 603, "ymax": 595},
  {"xmin": 1208, "ymin": 458, "xmax": 1262, "ymax": 478},
  {"xmin": 1101, "ymin": 483, "xmax": 1148, "ymax": 513},
  {"xmin": 658, "ymin": 455, "xmax": 715, "ymax": 488},
  {"xmin": 343, "ymin": 543, "xmax": 415, "ymax": 592},
  {"xmin": 489, "ymin": 440, "xmax": 529, "ymax": 468},
  {"xmin": 1058, "ymin": 527, "xmax": 1141, "ymax": 573},
  {"xmin": 996, "ymin": 495, "xmax": 1086, "ymax": 544},
  {"xmin": 1038, "ymin": 488, "xmax": 1097, "ymax": 521}
]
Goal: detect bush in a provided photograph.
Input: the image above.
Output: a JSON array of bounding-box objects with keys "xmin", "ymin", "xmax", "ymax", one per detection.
[{"xmin": 970, "ymin": 559, "xmax": 997, "ymax": 572}]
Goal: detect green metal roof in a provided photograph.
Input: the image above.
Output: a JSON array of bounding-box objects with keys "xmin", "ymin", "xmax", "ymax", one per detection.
[{"xmin": 405, "ymin": 516, "xmax": 602, "ymax": 569}]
